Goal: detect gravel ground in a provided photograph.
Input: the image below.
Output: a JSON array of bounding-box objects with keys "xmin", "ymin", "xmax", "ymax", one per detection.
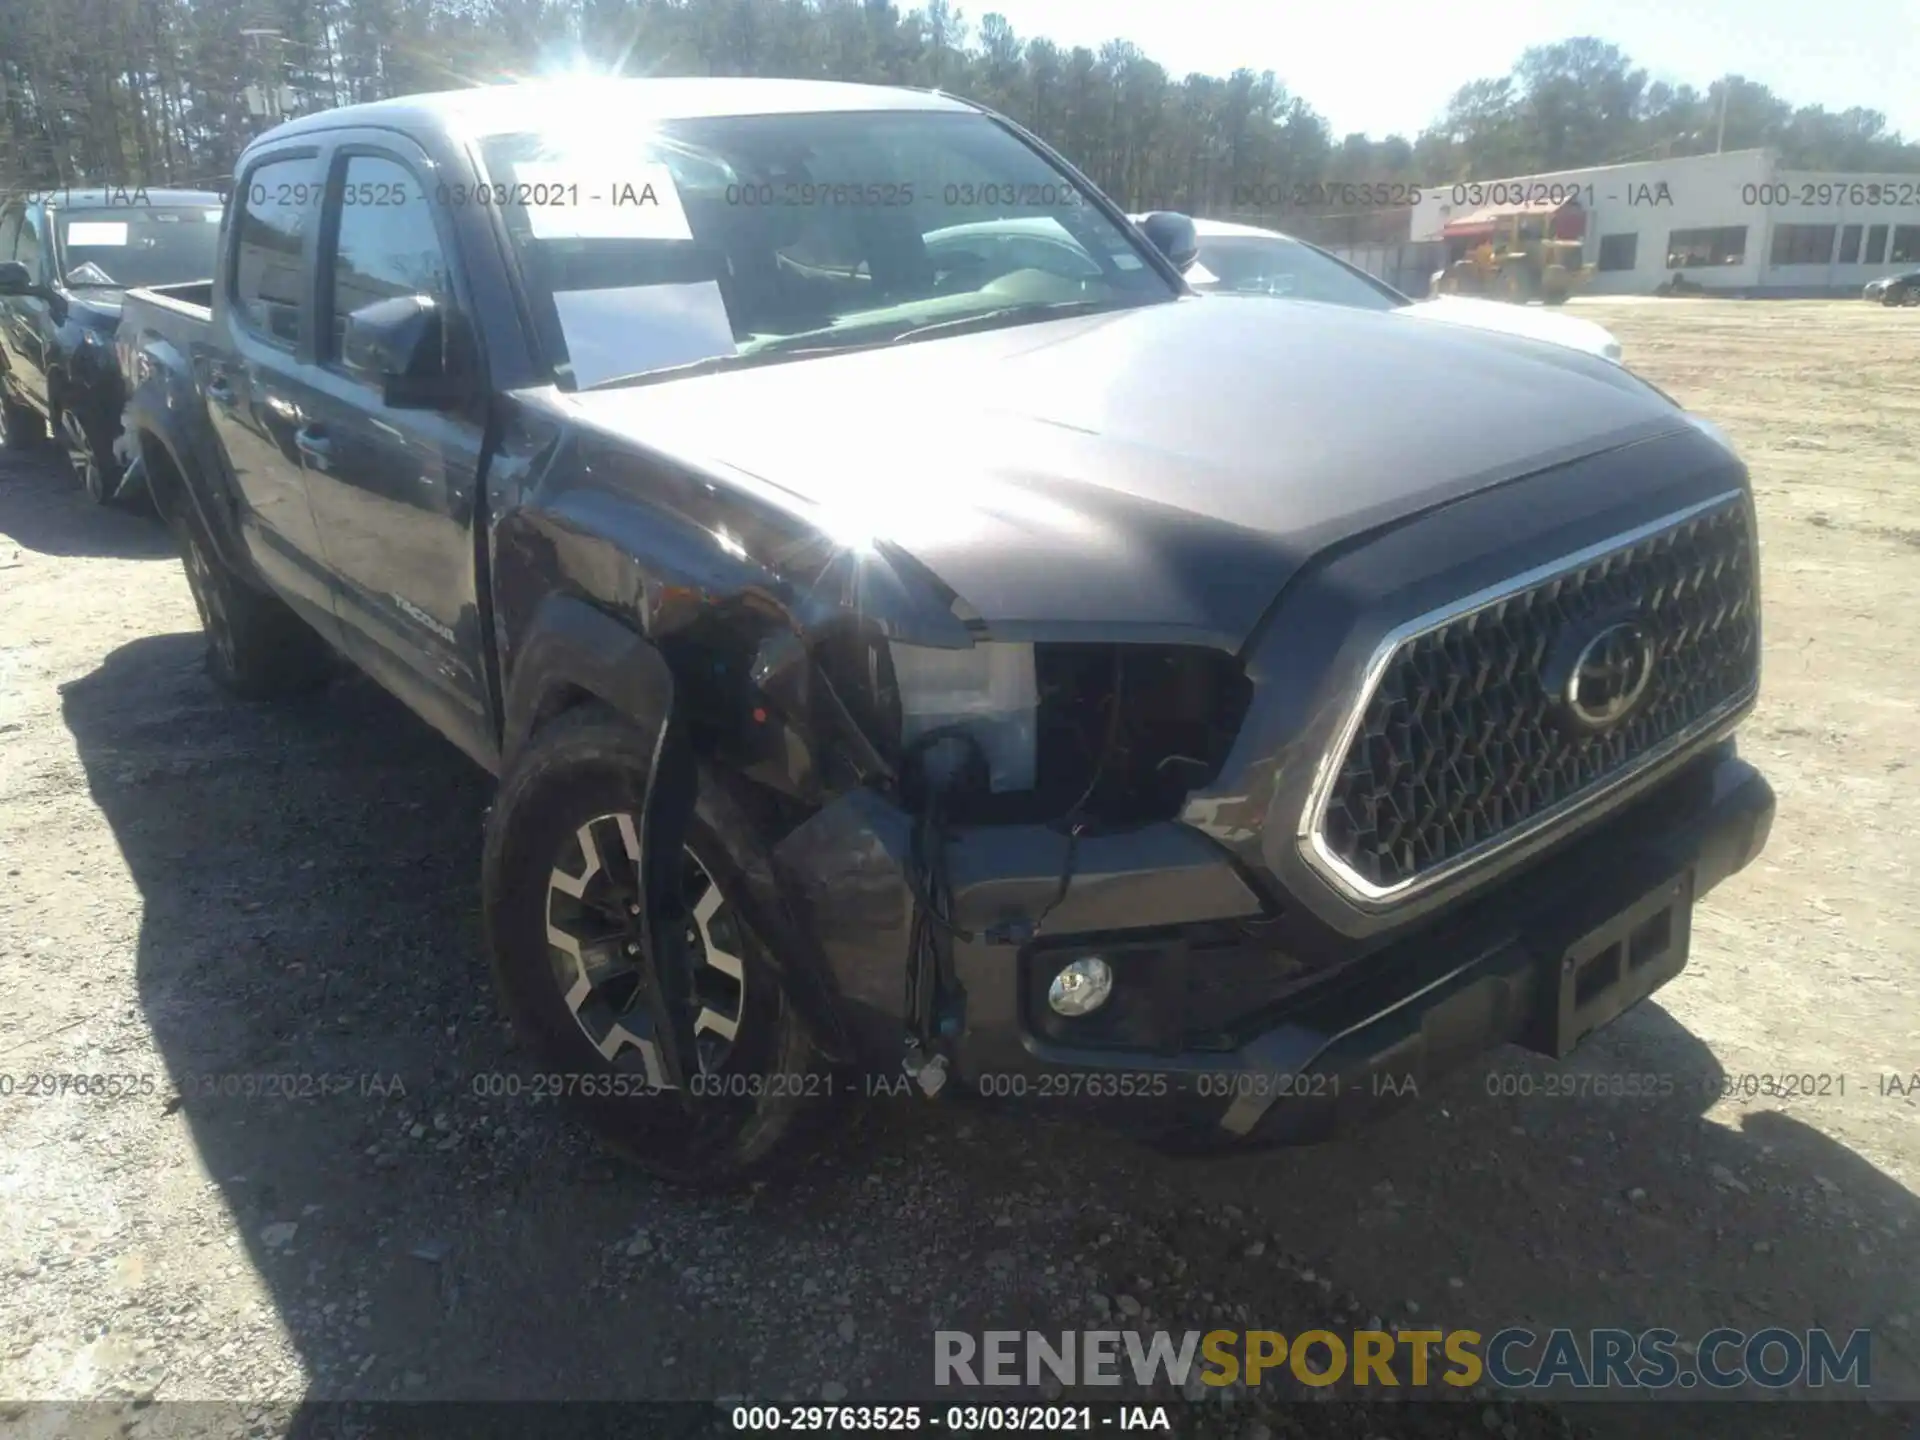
[{"xmin": 1, "ymin": 300, "xmax": 1916, "ymax": 1440}]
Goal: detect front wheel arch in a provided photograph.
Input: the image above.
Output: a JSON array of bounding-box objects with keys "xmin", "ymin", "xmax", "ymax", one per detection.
[
  {"xmin": 481, "ymin": 702, "xmax": 843, "ymax": 1183},
  {"xmin": 496, "ymin": 595, "xmax": 855, "ymax": 1062},
  {"xmin": 498, "ymin": 593, "xmax": 677, "ymax": 770}
]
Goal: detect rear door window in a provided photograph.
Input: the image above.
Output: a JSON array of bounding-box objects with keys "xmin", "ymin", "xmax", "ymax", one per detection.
[{"xmin": 232, "ymin": 155, "xmax": 324, "ymax": 349}]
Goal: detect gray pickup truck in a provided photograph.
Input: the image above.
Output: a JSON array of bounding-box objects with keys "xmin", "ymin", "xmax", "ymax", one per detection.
[{"xmin": 117, "ymin": 76, "xmax": 1773, "ymax": 1185}]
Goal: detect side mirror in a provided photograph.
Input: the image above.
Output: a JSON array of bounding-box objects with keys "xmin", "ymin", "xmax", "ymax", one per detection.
[
  {"xmin": 342, "ymin": 294, "xmax": 467, "ymax": 409},
  {"xmin": 0, "ymin": 260, "xmax": 34, "ymax": 296},
  {"xmin": 1138, "ymin": 211, "xmax": 1200, "ymax": 274}
]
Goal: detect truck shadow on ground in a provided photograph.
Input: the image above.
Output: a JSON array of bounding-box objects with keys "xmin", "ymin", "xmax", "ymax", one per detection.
[
  {"xmin": 60, "ymin": 629, "xmax": 1918, "ymax": 1435},
  {"xmin": 0, "ymin": 449, "xmax": 169, "ymax": 560}
]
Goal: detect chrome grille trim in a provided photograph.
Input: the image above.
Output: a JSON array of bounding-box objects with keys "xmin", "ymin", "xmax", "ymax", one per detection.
[{"xmin": 1297, "ymin": 489, "xmax": 1759, "ymax": 907}]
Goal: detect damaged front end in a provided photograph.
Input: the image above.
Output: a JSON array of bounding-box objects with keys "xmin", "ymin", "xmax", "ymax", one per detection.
[
  {"xmin": 653, "ymin": 556, "xmax": 1272, "ymax": 1097},
  {"xmin": 747, "ymin": 602, "xmax": 1272, "ymax": 1095},
  {"xmin": 492, "ymin": 426, "xmax": 1288, "ymax": 1104}
]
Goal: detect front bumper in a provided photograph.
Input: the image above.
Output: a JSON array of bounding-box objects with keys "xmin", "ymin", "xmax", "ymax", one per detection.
[
  {"xmin": 779, "ymin": 744, "xmax": 1772, "ymax": 1145},
  {"xmin": 1014, "ymin": 745, "xmax": 1768, "ymax": 1144}
]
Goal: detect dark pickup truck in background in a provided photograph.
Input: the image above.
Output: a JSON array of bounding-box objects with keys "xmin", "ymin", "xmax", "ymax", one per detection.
[
  {"xmin": 118, "ymin": 76, "xmax": 1774, "ymax": 1185},
  {"xmin": 0, "ymin": 187, "xmax": 224, "ymax": 503}
]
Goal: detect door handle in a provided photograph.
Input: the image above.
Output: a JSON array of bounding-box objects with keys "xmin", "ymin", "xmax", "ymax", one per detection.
[
  {"xmin": 293, "ymin": 425, "xmax": 332, "ymax": 466},
  {"xmin": 205, "ymin": 375, "xmax": 235, "ymax": 405}
]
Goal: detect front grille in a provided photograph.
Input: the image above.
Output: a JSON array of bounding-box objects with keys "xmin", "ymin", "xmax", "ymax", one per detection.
[{"xmin": 1307, "ymin": 494, "xmax": 1759, "ymax": 900}]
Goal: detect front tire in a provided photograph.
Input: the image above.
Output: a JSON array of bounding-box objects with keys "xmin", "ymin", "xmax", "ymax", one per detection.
[
  {"xmin": 169, "ymin": 513, "xmax": 333, "ymax": 699},
  {"xmin": 482, "ymin": 704, "xmax": 832, "ymax": 1186},
  {"xmin": 58, "ymin": 407, "xmax": 115, "ymax": 504}
]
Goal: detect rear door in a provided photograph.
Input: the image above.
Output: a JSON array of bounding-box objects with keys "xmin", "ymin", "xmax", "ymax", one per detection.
[
  {"xmin": 281, "ymin": 131, "xmax": 497, "ymax": 768},
  {"xmin": 207, "ymin": 146, "xmax": 338, "ymax": 629}
]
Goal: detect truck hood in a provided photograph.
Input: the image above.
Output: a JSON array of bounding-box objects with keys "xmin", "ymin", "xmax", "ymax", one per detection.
[
  {"xmin": 562, "ymin": 295, "xmax": 1687, "ymax": 650},
  {"xmin": 1404, "ymin": 295, "xmax": 1622, "ymax": 362}
]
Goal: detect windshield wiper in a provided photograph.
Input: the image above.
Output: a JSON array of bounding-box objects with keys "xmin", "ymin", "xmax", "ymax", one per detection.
[
  {"xmin": 569, "ymin": 339, "xmax": 873, "ymax": 394},
  {"xmin": 570, "ymin": 298, "xmax": 1152, "ymax": 394},
  {"xmin": 884, "ymin": 297, "xmax": 1151, "ymax": 345}
]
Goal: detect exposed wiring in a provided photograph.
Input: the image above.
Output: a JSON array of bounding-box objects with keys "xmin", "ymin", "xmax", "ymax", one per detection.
[
  {"xmin": 899, "ymin": 651, "xmax": 1127, "ymax": 1063},
  {"xmin": 1058, "ymin": 647, "xmax": 1126, "ymax": 823},
  {"xmin": 1019, "ymin": 646, "xmax": 1126, "ymax": 942},
  {"xmin": 896, "ymin": 725, "xmax": 989, "ymax": 944},
  {"xmin": 900, "ymin": 725, "xmax": 989, "ymax": 1062}
]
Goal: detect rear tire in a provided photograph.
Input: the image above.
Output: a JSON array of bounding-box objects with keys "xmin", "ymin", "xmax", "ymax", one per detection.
[
  {"xmin": 0, "ymin": 391, "xmax": 46, "ymax": 450},
  {"xmin": 482, "ymin": 703, "xmax": 833, "ymax": 1187},
  {"xmin": 169, "ymin": 513, "xmax": 333, "ymax": 699}
]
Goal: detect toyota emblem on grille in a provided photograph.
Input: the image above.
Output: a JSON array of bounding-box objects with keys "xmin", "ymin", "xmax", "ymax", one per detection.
[{"xmin": 1558, "ymin": 619, "xmax": 1656, "ymax": 732}]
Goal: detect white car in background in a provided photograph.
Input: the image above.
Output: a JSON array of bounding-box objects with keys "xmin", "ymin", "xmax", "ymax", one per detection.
[{"xmin": 1171, "ymin": 217, "xmax": 1626, "ymax": 365}]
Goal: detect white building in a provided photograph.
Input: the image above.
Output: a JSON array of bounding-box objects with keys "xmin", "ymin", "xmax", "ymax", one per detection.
[{"xmin": 1407, "ymin": 149, "xmax": 1920, "ymax": 296}]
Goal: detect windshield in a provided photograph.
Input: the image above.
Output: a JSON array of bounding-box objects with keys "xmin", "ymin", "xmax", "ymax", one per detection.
[
  {"xmin": 476, "ymin": 111, "xmax": 1175, "ymax": 389},
  {"xmin": 1188, "ymin": 234, "xmax": 1405, "ymax": 312},
  {"xmin": 55, "ymin": 206, "xmax": 223, "ymax": 289}
]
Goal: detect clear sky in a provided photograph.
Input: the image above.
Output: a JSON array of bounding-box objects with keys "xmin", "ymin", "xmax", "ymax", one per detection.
[{"xmin": 976, "ymin": 0, "xmax": 1920, "ymax": 142}]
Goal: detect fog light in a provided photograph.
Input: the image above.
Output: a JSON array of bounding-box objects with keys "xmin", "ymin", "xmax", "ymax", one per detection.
[{"xmin": 1047, "ymin": 957, "xmax": 1113, "ymax": 1017}]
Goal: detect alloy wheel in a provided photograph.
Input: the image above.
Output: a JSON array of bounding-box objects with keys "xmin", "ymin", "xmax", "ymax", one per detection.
[
  {"xmin": 60, "ymin": 412, "xmax": 106, "ymax": 502},
  {"xmin": 544, "ymin": 813, "xmax": 748, "ymax": 1088}
]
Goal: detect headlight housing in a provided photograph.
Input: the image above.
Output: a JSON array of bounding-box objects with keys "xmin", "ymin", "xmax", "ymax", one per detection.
[{"xmin": 890, "ymin": 640, "xmax": 1038, "ymax": 793}]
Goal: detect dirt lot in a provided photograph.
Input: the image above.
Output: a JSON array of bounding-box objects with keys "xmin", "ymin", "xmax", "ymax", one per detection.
[{"xmin": 0, "ymin": 299, "xmax": 1915, "ymax": 1440}]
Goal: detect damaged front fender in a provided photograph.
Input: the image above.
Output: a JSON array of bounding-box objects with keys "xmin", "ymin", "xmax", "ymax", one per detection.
[
  {"xmin": 488, "ymin": 421, "xmax": 979, "ymax": 796},
  {"xmin": 486, "ymin": 415, "xmax": 993, "ymax": 1065}
]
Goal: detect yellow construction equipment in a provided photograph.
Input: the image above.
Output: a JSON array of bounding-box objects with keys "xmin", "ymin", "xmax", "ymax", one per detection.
[{"xmin": 1431, "ymin": 204, "xmax": 1594, "ymax": 306}]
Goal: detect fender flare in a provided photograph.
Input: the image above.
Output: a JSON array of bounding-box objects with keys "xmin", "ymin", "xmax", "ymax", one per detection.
[
  {"xmin": 122, "ymin": 393, "xmax": 254, "ymax": 581},
  {"xmin": 499, "ymin": 593, "xmax": 855, "ymax": 1060},
  {"xmin": 499, "ymin": 592, "xmax": 676, "ymax": 768}
]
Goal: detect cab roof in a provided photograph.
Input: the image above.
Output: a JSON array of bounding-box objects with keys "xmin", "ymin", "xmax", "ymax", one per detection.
[{"xmin": 257, "ymin": 77, "xmax": 978, "ymax": 149}]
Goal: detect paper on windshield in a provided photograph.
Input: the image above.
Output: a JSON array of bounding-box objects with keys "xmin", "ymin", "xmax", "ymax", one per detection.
[
  {"xmin": 66, "ymin": 222, "xmax": 129, "ymax": 247},
  {"xmin": 552, "ymin": 281, "xmax": 737, "ymax": 390},
  {"xmin": 520, "ymin": 162, "xmax": 693, "ymax": 242}
]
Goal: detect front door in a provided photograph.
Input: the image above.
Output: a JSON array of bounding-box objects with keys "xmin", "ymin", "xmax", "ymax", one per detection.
[
  {"xmin": 283, "ymin": 137, "xmax": 497, "ymax": 768},
  {"xmin": 0, "ymin": 204, "xmax": 28, "ymax": 407},
  {"xmin": 6, "ymin": 207, "xmax": 54, "ymax": 410}
]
